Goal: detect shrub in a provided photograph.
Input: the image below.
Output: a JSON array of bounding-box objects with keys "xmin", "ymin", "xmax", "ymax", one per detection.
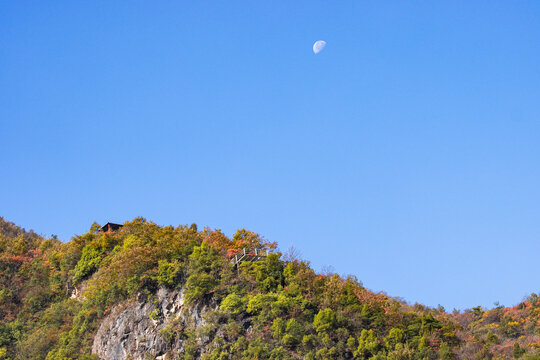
[
  {"xmin": 157, "ymin": 260, "xmax": 183, "ymax": 288},
  {"xmin": 313, "ymin": 308, "xmax": 337, "ymax": 335},
  {"xmin": 72, "ymin": 243, "xmax": 106, "ymax": 282},
  {"xmin": 384, "ymin": 328, "xmax": 405, "ymax": 350},
  {"xmin": 282, "ymin": 319, "xmax": 304, "ymax": 347},
  {"xmin": 355, "ymin": 329, "xmax": 379, "ymax": 359},
  {"xmin": 246, "ymin": 293, "xmax": 278, "ymax": 315},
  {"xmin": 221, "ymin": 293, "xmax": 247, "ymax": 316},
  {"xmin": 185, "ymin": 273, "xmax": 216, "ymax": 304}
]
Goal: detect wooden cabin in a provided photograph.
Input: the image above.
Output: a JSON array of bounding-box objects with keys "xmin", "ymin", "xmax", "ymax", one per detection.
[{"xmin": 100, "ymin": 222, "xmax": 123, "ymax": 232}]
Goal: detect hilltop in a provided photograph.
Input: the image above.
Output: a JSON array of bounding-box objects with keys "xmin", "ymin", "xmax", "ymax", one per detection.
[{"xmin": 0, "ymin": 217, "xmax": 539, "ymax": 359}]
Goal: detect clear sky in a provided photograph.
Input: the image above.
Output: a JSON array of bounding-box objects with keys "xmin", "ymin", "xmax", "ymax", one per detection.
[{"xmin": 1, "ymin": 1, "xmax": 539, "ymax": 311}]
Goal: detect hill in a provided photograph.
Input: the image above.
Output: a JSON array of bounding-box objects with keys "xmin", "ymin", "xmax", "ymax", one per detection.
[{"xmin": 0, "ymin": 218, "xmax": 538, "ymax": 359}]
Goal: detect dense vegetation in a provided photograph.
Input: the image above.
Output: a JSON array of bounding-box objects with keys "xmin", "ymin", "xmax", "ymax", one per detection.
[{"xmin": 0, "ymin": 216, "xmax": 539, "ymax": 359}]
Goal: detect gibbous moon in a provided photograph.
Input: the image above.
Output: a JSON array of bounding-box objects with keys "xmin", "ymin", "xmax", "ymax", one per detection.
[{"xmin": 313, "ymin": 40, "xmax": 327, "ymax": 54}]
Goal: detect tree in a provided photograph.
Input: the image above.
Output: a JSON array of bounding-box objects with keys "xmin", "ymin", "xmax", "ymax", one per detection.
[
  {"xmin": 221, "ymin": 293, "xmax": 247, "ymax": 316},
  {"xmin": 384, "ymin": 328, "xmax": 405, "ymax": 350},
  {"xmin": 355, "ymin": 329, "xmax": 379, "ymax": 359},
  {"xmin": 185, "ymin": 273, "xmax": 216, "ymax": 304},
  {"xmin": 313, "ymin": 308, "xmax": 337, "ymax": 335},
  {"xmin": 255, "ymin": 253, "xmax": 284, "ymax": 292}
]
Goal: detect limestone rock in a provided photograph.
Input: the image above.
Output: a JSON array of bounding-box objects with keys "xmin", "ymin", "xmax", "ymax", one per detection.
[{"xmin": 92, "ymin": 287, "xmax": 217, "ymax": 360}]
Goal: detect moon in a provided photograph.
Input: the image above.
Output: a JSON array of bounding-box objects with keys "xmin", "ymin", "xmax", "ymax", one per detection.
[{"xmin": 313, "ymin": 40, "xmax": 327, "ymax": 54}]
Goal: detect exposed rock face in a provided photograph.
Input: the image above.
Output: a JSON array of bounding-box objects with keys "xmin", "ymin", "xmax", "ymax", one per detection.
[{"xmin": 92, "ymin": 287, "xmax": 217, "ymax": 360}]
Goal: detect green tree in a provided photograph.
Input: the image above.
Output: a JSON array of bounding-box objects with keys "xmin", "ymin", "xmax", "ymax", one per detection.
[
  {"xmin": 185, "ymin": 273, "xmax": 216, "ymax": 304},
  {"xmin": 355, "ymin": 329, "xmax": 379, "ymax": 359},
  {"xmin": 384, "ymin": 328, "xmax": 405, "ymax": 350},
  {"xmin": 72, "ymin": 242, "xmax": 106, "ymax": 282},
  {"xmin": 255, "ymin": 253, "xmax": 284, "ymax": 292},
  {"xmin": 282, "ymin": 319, "xmax": 304, "ymax": 347},
  {"xmin": 221, "ymin": 293, "xmax": 247, "ymax": 316},
  {"xmin": 313, "ymin": 308, "xmax": 337, "ymax": 335}
]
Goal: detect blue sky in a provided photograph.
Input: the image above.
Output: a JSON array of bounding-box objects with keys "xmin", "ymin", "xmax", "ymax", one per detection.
[{"xmin": 1, "ymin": 1, "xmax": 539, "ymax": 310}]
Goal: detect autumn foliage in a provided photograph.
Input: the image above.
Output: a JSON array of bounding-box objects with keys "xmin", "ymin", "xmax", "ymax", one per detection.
[{"xmin": 0, "ymin": 216, "xmax": 539, "ymax": 359}]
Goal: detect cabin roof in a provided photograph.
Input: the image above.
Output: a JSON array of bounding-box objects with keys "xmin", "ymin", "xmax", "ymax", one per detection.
[{"xmin": 100, "ymin": 222, "xmax": 123, "ymax": 232}]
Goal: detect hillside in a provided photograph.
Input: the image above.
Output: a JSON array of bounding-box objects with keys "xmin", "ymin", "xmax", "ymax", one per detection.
[{"xmin": 0, "ymin": 218, "xmax": 539, "ymax": 360}]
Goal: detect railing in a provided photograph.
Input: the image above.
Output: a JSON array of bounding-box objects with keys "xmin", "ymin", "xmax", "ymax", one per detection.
[{"xmin": 229, "ymin": 248, "xmax": 269, "ymax": 266}]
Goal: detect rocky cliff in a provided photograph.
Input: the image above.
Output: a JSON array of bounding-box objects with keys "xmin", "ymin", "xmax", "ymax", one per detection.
[{"xmin": 92, "ymin": 287, "xmax": 219, "ymax": 360}]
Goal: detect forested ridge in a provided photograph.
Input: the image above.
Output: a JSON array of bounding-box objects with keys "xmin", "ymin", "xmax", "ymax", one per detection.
[{"xmin": 0, "ymin": 217, "xmax": 539, "ymax": 360}]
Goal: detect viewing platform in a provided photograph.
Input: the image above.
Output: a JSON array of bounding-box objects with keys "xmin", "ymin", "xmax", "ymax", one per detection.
[{"xmin": 228, "ymin": 248, "xmax": 269, "ymax": 266}]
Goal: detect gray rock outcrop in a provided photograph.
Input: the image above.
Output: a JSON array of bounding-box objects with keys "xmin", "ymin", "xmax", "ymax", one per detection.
[{"xmin": 92, "ymin": 287, "xmax": 217, "ymax": 360}]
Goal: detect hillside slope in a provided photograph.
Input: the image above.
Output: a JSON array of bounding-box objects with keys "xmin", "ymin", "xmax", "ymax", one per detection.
[{"xmin": 0, "ymin": 218, "xmax": 538, "ymax": 360}]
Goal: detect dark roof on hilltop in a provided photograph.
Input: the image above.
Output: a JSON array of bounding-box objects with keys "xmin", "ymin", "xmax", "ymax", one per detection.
[{"xmin": 100, "ymin": 222, "xmax": 123, "ymax": 232}]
